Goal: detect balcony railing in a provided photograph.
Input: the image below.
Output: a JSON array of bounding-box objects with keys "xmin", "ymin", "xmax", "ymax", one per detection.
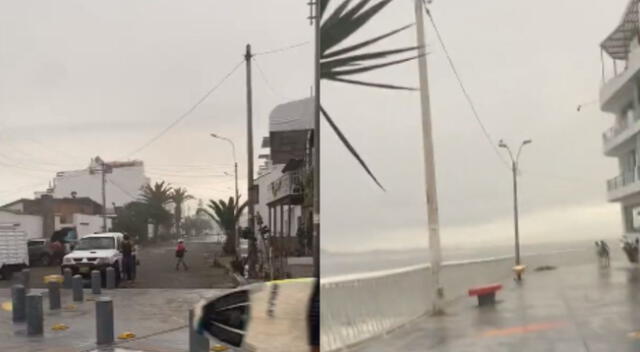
[
  {"xmin": 269, "ymin": 171, "xmax": 303, "ymax": 201},
  {"xmin": 607, "ymin": 167, "xmax": 640, "ymax": 192}
]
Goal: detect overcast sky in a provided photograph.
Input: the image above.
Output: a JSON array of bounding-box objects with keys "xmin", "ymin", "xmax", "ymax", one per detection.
[
  {"xmin": 0, "ymin": 0, "xmax": 313, "ymax": 213},
  {"xmin": 321, "ymin": 0, "xmax": 628, "ymax": 252}
]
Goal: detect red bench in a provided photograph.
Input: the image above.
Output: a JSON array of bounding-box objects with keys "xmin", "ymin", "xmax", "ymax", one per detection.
[{"xmin": 468, "ymin": 284, "xmax": 502, "ymax": 306}]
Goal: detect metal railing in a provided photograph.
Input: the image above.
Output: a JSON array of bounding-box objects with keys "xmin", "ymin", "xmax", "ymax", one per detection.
[
  {"xmin": 607, "ymin": 167, "xmax": 639, "ymax": 192},
  {"xmin": 269, "ymin": 171, "xmax": 303, "ymax": 201},
  {"xmin": 320, "ymin": 249, "xmax": 593, "ymax": 352}
]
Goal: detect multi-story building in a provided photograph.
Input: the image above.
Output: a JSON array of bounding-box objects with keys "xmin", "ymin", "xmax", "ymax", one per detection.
[
  {"xmin": 253, "ymin": 97, "xmax": 314, "ymax": 278},
  {"xmin": 600, "ymin": 0, "xmax": 640, "ymax": 239},
  {"xmin": 38, "ymin": 157, "xmax": 149, "ymax": 213}
]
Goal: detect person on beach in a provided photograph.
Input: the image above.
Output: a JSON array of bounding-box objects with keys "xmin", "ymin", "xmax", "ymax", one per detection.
[{"xmin": 176, "ymin": 239, "xmax": 188, "ymax": 271}]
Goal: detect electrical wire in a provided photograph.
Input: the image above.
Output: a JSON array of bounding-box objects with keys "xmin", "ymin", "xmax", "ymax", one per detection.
[
  {"xmin": 253, "ymin": 57, "xmax": 286, "ymax": 100},
  {"xmin": 253, "ymin": 41, "xmax": 310, "ymax": 56},
  {"xmin": 125, "ymin": 60, "xmax": 244, "ymax": 158},
  {"xmin": 422, "ymin": 1, "xmax": 511, "ymax": 169}
]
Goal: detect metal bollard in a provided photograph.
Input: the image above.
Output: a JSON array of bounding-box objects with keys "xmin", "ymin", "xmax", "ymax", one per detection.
[
  {"xmin": 26, "ymin": 293, "xmax": 43, "ymax": 336},
  {"xmin": 11, "ymin": 284, "xmax": 26, "ymax": 323},
  {"xmin": 105, "ymin": 267, "xmax": 116, "ymax": 290},
  {"xmin": 21, "ymin": 268, "xmax": 30, "ymax": 291},
  {"xmin": 95, "ymin": 297, "xmax": 114, "ymax": 345},
  {"xmin": 189, "ymin": 308, "xmax": 209, "ymax": 352},
  {"xmin": 48, "ymin": 281, "xmax": 61, "ymax": 310},
  {"xmin": 91, "ymin": 270, "xmax": 102, "ymax": 294},
  {"xmin": 63, "ymin": 268, "xmax": 73, "ymax": 289},
  {"xmin": 72, "ymin": 275, "xmax": 84, "ymax": 302}
]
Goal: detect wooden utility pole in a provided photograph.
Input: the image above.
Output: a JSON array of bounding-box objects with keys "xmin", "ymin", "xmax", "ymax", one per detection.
[
  {"xmin": 245, "ymin": 44, "xmax": 257, "ymax": 275},
  {"xmin": 414, "ymin": 0, "xmax": 444, "ymax": 315}
]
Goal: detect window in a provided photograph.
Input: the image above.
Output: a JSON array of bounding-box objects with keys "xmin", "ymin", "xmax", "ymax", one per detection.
[{"xmin": 75, "ymin": 237, "xmax": 115, "ymax": 250}]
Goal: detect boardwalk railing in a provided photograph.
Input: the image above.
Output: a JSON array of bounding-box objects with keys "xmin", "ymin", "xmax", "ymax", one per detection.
[{"xmin": 320, "ymin": 249, "xmax": 590, "ymax": 352}]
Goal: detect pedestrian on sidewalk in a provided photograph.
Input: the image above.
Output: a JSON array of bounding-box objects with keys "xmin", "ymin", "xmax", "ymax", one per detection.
[
  {"xmin": 121, "ymin": 234, "xmax": 135, "ymax": 281},
  {"xmin": 175, "ymin": 239, "xmax": 188, "ymax": 271}
]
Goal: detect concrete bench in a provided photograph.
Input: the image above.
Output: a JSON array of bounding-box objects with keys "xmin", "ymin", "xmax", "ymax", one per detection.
[{"xmin": 468, "ymin": 284, "xmax": 502, "ymax": 306}]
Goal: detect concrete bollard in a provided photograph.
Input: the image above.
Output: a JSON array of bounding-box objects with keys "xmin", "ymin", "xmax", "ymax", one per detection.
[
  {"xmin": 72, "ymin": 275, "xmax": 84, "ymax": 302},
  {"xmin": 26, "ymin": 293, "xmax": 43, "ymax": 336},
  {"xmin": 48, "ymin": 281, "xmax": 61, "ymax": 310},
  {"xmin": 63, "ymin": 268, "xmax": 73, "ymax": 289},
  {"xmin": 95, "ymin": 297, "xmax": 114, "ymax": 345},
  {"xmin": 11, "ymin": 284, "xmax": 26, "ymax": 323},
  {"xmin": 91, "ymin": 270, "xmax": 102, "ymax": 294},
  {"xmin": 105, "ymin": 267, "xmax": 116, "ymax": 290},
  {"xmin": 21, "ymin": 268, "xmax": 30, "ymax": 291},
  {"xmin": 189, "ymin": 309, "xmax": 209, "ymax": 352}
]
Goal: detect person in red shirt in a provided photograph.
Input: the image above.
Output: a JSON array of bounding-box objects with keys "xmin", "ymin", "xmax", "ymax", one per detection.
[{"xmin": 175, "ymin": 239, "xmax": 188, "ymax": 271}]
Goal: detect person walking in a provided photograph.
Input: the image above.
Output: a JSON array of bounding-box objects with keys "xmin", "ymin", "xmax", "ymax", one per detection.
[
  {"xmin": 121, "ymin": 234, "xmax": 135, "ymax": 281},
  {"xmin": 176, "ymin": 239, "xmax": 188, "ymax": 271}
]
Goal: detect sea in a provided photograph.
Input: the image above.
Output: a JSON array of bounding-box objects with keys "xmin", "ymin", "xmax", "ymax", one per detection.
[{"xmin": 321, "ymin": 238, "xmax": 617, "ymax": 278}]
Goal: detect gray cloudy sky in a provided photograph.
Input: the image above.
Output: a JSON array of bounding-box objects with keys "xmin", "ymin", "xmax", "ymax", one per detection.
[
  {"xmin": 0, "ymin": 0, "xmax": 312, "ymax": 212},
  {"xmin": 322, "ymin": 0, "xmax": 627, "ymax": 252}
]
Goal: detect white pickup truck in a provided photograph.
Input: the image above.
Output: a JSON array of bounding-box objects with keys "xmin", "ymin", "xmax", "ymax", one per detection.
[
  {"xmin": 61, "ymin": 232, "xmax": 123, "ymax": 286},
  {"xmin": 0, "ymin": 230, "xmax": 29, "ymax": 280}
]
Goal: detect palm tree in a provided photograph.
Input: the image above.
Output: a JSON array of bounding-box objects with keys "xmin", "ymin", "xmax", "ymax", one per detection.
[
  {"xmin": 197, "ymin": 196, "xmax": 247, "ymax": 256},
  {"xmin": 319, "ymin": 0, "xmax": 421, "ymax": 188},
  {"xmin": 140, "ymin": 181, "xmax": 174, "ymax": 239},
  {"xmin": 171, "ymin": 187, "xmax": 194, "ymax": 237}
]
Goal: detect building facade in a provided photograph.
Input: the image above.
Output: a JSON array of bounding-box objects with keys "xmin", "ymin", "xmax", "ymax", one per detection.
[
  {"xmin": 39, "ymin": 157, "xmax": 149, "ymax": 213},
  {"xmin": 600, "ymin": 0, "xmax": 640, "ymax": 237}
]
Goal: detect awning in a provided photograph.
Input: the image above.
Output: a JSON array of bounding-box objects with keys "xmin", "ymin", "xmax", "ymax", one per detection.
[{"xmin": 602, "ymin": 0, "xmax": 639, "ymax": 60}]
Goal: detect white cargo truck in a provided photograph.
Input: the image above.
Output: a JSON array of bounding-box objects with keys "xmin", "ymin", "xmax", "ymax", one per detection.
[{"xmin": 0, "ymin": 230, "xmax": 29, "ymax": 280}]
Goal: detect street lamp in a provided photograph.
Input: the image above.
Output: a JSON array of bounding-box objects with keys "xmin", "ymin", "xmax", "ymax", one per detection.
[
  {"xmin": 210, "ymin": 133, "xmax": 240, "ymax": 255},
  {"xmin": 498, "ymin": 139, "xmax": 532, "ymax": 269}
]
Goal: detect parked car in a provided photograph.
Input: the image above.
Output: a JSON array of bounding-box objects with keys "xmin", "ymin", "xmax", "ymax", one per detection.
[
  {"xmin": 27, "ymin": 239, "xmax": 53, "ymax": 266},
  {"xmin": 0, "ymin": 230, "xmax": 29, "ymax": 280},
  {"xmin": 61, "ymin": 232, "xmax": 123, "ymax": 287}
]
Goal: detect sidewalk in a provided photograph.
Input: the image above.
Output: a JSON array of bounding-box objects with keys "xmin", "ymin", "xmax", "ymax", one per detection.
[
  {"xmin": 0, "ymin": 287, "xmax": 230, "ymax": 352},
  {"xmin": 355, "ymin": 258, "xmax": 640, "ymax": 352}
]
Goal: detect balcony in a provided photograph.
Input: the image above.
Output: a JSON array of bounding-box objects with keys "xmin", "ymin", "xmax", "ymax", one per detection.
[
  {"xmin": 602, "ymin": 119, "xmax": 640, "ymax": 156},
  {"xmin": 268, "ymin": 171, "xmax": 304, "ymax": 205},
  {"xmin": 607, "ymin": 167, "xmax": 640, "ymax": 201}
]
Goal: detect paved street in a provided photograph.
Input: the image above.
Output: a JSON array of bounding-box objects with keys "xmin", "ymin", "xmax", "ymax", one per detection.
[
  {"xmin": 0, "ymin": 287, "xmax": 229, "ymax": 352},
  {"xmin": 355, "ymin": 258, "xmax": 640, "ymax": 352},
  {"xmin": 0, "ymin": 238, "xmax": 235, "ymax": 290}
]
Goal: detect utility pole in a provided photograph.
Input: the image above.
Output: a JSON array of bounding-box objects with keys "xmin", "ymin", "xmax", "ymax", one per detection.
[
  {"xmin": 414, "ymin": 0, "xmax": 444, "ymax": 315},
  {"xmin": 311, "ymin": 0, "xmax": 321, "ymax": 279},
  {"xmin": 101, "ymin": 162, "xmax": 107, "ymax": 232},
  {"xmin": 245, "ymin": 44, "xmax": 256, "ymax": 276}
]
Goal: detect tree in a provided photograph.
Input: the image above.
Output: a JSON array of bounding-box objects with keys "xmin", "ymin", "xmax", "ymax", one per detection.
[
  {"xmin": 140, "ymin": 181, "xmax": 174, "ymax": 239},
  {"xmin": 197, "ymin": 196, "xmax": 247, "ymax": 255},
  {"xmin": 171, "ymin": 187, "xmax": 194, "ymax": 237},
  {"xmin": 112, "ymin": 202, "xmax": 150, "ymax": 242},
  {"xmin": 319, "ymin": 0, "xmax": 421, "ymax": 188}
]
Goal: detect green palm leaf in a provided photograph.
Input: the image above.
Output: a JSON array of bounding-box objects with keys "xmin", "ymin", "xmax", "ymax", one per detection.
[{"xmin": 325, "ymin": 76, "xmax": 416, "ymax": 90}]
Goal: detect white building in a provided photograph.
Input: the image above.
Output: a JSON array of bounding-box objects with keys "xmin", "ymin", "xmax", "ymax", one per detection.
[
  {"xmin": 600, "ymin": 0, "xmax": 640, "ymax": 236},
  {"xmin": 42, "ymin": 157, "xmax": 149, "ymax": 213}
]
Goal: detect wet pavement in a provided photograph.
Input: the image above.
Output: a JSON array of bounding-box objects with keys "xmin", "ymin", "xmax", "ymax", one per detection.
[
  {"xmin": 0, "ymin": 287, "xmax": 230, "ymax": 352},
  {"xmin": 354, "ymin": 258, "xmax": 640, "ymax": 352}
]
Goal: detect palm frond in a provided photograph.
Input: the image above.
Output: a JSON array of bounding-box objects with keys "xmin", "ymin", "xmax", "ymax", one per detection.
[
  {"xmin": 325, "ymin": 76, "xmax": 416, "ymax": 90},
  {"xmin": 321, "ymin": 0, "xmax": 392, "ymax": 55},
  {"xmin": 320, "ymin": 0, "xmax": 330, "ymax": 18},
  {"xmin": 320, "ymin": 105, "xmax": 385, "ymax": 190},
  {"xmin": 323, "ymin": 23, "xmax": 414, "ymax": 59}
]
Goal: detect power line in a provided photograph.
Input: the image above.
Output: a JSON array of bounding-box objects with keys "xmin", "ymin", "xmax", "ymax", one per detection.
[
  {"xmin": 253, "ymin": 41, "xmax": 310, "ymax": 56},
  {"xmin": 422, "ymin": 2, "xmax": 510, "ymax": 169},
  {"xmin": 125, "ymin": 60, "xmax": 244, "ymax": 158},
  {"xmin": 107, "ymin": 179, "xmax": 139, "ymax": 200},
  {"xmin": 253, "ymin": 57, "xmax": 285, "ymax": 100}
]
